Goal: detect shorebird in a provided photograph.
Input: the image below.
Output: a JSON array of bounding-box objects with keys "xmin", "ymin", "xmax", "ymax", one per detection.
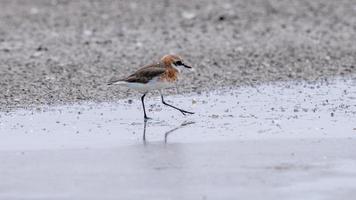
[{"xmin": 108, "ymin": 54, "xmax": 194, "ymax": 120}]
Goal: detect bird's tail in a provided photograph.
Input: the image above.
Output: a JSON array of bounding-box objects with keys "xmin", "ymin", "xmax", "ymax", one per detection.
[{"xmin": 107, "ymin": 79, "xmax": 126, "ymax": 86}]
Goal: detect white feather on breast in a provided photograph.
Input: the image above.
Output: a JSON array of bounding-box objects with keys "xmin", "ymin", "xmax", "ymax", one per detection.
[{"xmin": 122, "ymin": 77, "xmax": 175, "ymax": 92}]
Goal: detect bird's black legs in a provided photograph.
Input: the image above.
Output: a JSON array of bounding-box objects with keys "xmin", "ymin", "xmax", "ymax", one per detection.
[
  {"xmin": 141, "ymin": 93, "xmax": 151, "ymax": 120},
  {"xmin": 141, "ymin": 92, "xmax": 194, "ymax": 120},
  {"xmin": 160, "ymin": 94, "xmax": 194, "ymax": 115}
]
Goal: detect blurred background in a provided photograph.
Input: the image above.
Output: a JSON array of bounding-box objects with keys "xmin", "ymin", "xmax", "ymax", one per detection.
[{"xmin": 1, "ymin": 0, "xmax": 355, "ymax": 109}]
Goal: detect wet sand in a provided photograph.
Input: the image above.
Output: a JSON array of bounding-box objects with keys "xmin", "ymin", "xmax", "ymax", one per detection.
[
  {"xmin": 1, "ymin": 0, "xmax": 356, "ymax": 109},
  {"xmin": 0, "ymin": 78, "xmax": 355, "ymax": 199},
  {"xmin": 1, "ymin": 77, "xmax": 355, "ymax": 149}
]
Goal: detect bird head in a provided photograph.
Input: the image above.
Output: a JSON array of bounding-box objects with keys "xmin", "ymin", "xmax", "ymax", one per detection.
[{"xmin": 161, "ymin": 54, "xmax": 193, "ymax": 72}]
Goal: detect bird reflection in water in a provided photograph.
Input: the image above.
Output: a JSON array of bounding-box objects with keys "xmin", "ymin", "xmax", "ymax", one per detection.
[{"xmin": 142, "ymin": 119, "xmax": 195, "ymax": 144}]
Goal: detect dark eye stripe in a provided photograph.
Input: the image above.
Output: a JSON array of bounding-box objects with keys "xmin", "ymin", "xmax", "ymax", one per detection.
[{"xmin": 175, "ymin": 61, "xmax": 183, "ymax": 65}]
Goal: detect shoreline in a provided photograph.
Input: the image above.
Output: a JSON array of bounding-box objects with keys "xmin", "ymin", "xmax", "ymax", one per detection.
[{"xmin": 1, "ymin": 74, "xmax": 355, "ymax": 112}]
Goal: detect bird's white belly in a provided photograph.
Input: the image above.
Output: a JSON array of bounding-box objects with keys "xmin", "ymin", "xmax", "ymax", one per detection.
[{"xmin": 124, "ymin": 78, "xmax": 174, "ymax": 92}]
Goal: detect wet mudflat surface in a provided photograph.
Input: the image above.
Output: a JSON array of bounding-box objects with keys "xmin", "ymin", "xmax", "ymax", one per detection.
[
  {"xmin": 0, "ymin": 77, "xmax": 356, "ymax": 199},
  {"xmin": 0, "ymin": 77, "xmax": 355, "ymax": 149}
]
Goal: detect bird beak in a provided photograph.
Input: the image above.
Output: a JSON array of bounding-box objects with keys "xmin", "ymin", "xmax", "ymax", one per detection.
[
  {"xmin": 183, "ymin": 64, "xmax": 192, "ymax": 69},
  {"xmin": 183, "ymin": 63, "xmax": 195, "ymax": 72}
]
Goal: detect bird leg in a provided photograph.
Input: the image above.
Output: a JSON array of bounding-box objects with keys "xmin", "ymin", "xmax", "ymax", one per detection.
[
  {"xmin": 141, "ymin": 93, "xmax": 151, "ymax": 120},
  {"xmin": 160, "ymin": 94, "xmax": 194, "ymax": 115}
]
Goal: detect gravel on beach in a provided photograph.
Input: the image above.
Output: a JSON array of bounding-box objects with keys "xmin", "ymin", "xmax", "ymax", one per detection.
[{"xmin": 1, "ymin": 0, "xmax": 356, "ymax": 110}]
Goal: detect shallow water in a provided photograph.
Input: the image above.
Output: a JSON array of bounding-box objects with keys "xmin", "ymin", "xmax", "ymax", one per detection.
[
  {"xmin": 0, "ymin": 77, "xmax": 355, "ymax": 150},
  {"xmin": 1, "ymin": 78, "xmax": 356, "ymax": 200},
  {"xmin": 0, "ymin": 139, "xmax": 355, "ymax": 200}
]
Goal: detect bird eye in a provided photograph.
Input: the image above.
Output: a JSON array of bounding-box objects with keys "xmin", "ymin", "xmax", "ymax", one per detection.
[{"xmin": 175, "ymin": 61, "xmax": 183, "ymax": 66}]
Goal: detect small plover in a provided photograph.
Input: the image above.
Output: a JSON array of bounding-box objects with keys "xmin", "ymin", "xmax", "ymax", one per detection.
[{"xmin": 108, "ymin": 54, "xmax": 194, "ymax": 120}]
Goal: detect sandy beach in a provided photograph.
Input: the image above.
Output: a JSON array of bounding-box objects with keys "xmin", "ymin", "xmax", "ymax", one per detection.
[{"xmin": 0, "ymin": 0, "xmax": 356, "ymax": 109}]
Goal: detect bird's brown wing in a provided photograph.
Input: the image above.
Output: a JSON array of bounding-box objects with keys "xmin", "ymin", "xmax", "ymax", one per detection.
[{"xmin": 108, "ymin": 63, "xmax": 165, "ymax": 85}]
